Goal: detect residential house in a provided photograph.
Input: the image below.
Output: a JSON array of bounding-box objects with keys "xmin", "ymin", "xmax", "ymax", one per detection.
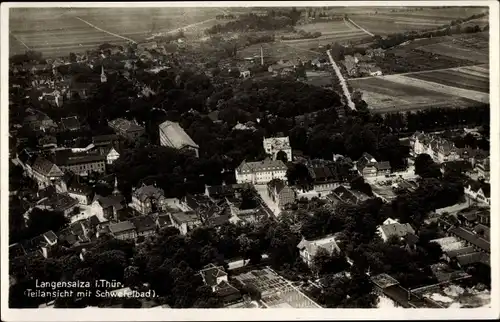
[
  {"xmin": 199, "ymin": 264, "xmax": 242, "ymax": 305},
  {"xmin": 155, "ymin": 213, "xmax": 173, "ymax": 229},
  {"xmin": 54, "ymin": 150, "xmax": 106, "ymax": 176},
  {"xmin": 108, "ymin": 221, "xmax": 137, "ymax": 240},
  {"xmin": 27, "ymin": 156, "xmax": 64, "ymax": 188},
  {"xmin": 297, "ymin": 235, "xmax": 341, "ymax": 267},
  {"xmin": 67, "ymin": 181, "xmax": 94, "ymax": 205},
  {"xmin": 131, "ymin": 215, "xmax": 157, "ymax": 238},
  {"xmin": 368, "ymin": 66, "xmax": 383, "ymax": 76},
  {"xmin": 38, "ymin": 193, "xmax": 79, "ymax": 217},
  {"xmin": 342, "ymin": 55, "xmax": 358, "ymax": 77},
  {"xmin": 240, "ymin": 70, "xmax": 251, "ymax": 78},
  {"xmin": 131, "ymin": 184, "xmax": 168, "ymax": 215},
  {"xmin": 267, "ymin": 179, "xmax": 296, "ymax": 209},
  {"xmin": 170, "ymin": 211, "xmax": 202, "ymax": 235},
  {"xmin": 475, "ymin": 158, "xmax": 490, "ymax": 182},
  {"xmin": 204, "ymin": 184, "xmax": 237, "ymax": 200},
  {"xmin": 91, "ymin": 193, "xmax": 126, "ymax": 221},
  {"xmin": 22, "ymin": 230, "xmax": 59, "ymax": 259},
  {"xmin": 108, "ymin": 118, "xmax": 145, "ymax": 140},
  {"xmin": 376, "ymin": 161, "xmax": 391, "ymax": 176},
  {"xmin": 268, "ymin": 60, "xmax": 296, "ymax": 76},
  {"xmin": 464, "ymin": 180, "xmax": 490, "ymax": 205},
  {"xmin": 448, "ymin": 226, "xmax": 490, "ymax": 254},
  {"xmin": 159, "ymin": 120, "xmax": 199, "ymax": 157},
  {"xmin": 92, "ymin": 134, "xmax": 120, "ymax": 147},
  {"xmin": 235, "ymin": 158, "xmax": 288, "ymax": 184},
  {"xmin": 23, "ymin": 112, "xmax": 58, "ymax": 132},
  {"xmin": 410, "ymin": 132, "xmax": 460, "ymax": 163},
  {"xmin": 326, "ymin": 186, "xmax": 360, "ymax": 205},
  {"xmin": 377, "ymin": 219, "xmax": 416, "ymax": 242},
  {"xmin": 356, "ymin": 153, "xmax": 391, "ymax": 177},
  {"xmin": 37, "ymin": 135, "xmax": 57, "ymax": 149},
  {"xmin": 60, "ymin": 116, "xmax": 80, "ymax": 131},
  {"xmin": 263, "ymin": 136, "xmax": 292, "ymax": 162},
  {"xmin": 366, "ymin": 48, "xmax": 385, "ymax": 58},
  {"xmin": 229, "ymin": 207, "xmax": 267, "ymax": 225},
  {"xmin": 308, "ymin": 164, "xmax": 341, "ymax": 194}
]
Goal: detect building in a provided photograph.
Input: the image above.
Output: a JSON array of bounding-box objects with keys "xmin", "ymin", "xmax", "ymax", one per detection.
[
  {"xmin": 308, "ymin": 164, "xmax": 341, "ymax": 194},
  {"xmin": 475, "ymin": 158, "xmax": 490, "ymax": 182},
  {"xmin": 156, "ymin": 213, "xmax": 173, "ymax": 229},
  {"xmin": 170, "ymin": 211, "xmax": 202, "ymax": 235},
  {"xmin": 377, "ymin": 219, "xmax": 416, "ymax": 242},
  {"xmin": 464, "ymin": 180, "xmax": 490, "ymax": 205},
  {"xmin": 159, "ymin": 120, "xmax": 199, "ymax": 157},
  {"xmin": 108, "ymin": 221, "xmax": 137, "ymax": 240},
  {"xmin": 356, "ymin": 153, "xmax": 391, "ymax": 177},
  {"xmin": 410, "ymin": 132, "xmax": 460, "ymax": 163},
  {"xmin": 27, "ymin": 156, "xmax": 64, "ymax": 188},
  {"xmin": 297, "ymin": 235, "xmax": 341, "ymax": 267},
  {"xmin": 60, "ymin": 116, "xmax": 80, "ymax": 131},
  {"xmin": 131, "ymin": 215, "xmax": 157, "ymax": 238},
  {"xmin": 91, "ymin": 182, "xmax": 126, "ymax": 221},
  {"xmin": 108, "ymin": 118, "xmax": 145, "ymax": 140},
  {"xmin": 38, "ymin": 193, "xmax": 79, "ymax": 217},
  {"xmin": 267, "ymin": 179, "xmax": 296, "ymax": 209},
  {"xmin": 263, "ymin": 136, "xmax": 292, "ymax": 162},
  {"xmin": 199, "ymin": 264, "xmax": 242, "ymax": 305},
  {"xmin": 54, "ymin": 150, "xmax": 106, "ymax": 176},
  {"xmin": 67, "ymin": 182, "xmax": 94, "ymax": 205},
  {"xmin": 235, "ymin": 159, "xmax": 287, "ymax": 184},
  {"xmin": 326, "ymin": 185, "xmax": 360, "ymax": 205},
  {"xmin": 131, "ymin": 184, "xmax": 168, "ymax": 215}
]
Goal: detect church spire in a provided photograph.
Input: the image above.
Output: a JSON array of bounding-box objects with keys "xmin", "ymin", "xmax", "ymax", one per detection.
[{"xmin": 101, "ymin": 65, "xmax": 107, "ymax": 83}]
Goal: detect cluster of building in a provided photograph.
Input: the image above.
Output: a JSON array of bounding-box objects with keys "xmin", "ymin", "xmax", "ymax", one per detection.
[{"xmin": 342, "ymin": 50, "xmax": 384, "ymax": 77}]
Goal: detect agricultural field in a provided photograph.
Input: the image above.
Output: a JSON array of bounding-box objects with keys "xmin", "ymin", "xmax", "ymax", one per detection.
[
  {"xmin": 9, "ymin": 7, "xmax": 225, "ymax": 58},
  {"xmin": 294, "ymin": 20, "xmax": 370, "ymax": 45},
  {"xmin": 347, "ymin": 7, "xmax": 488, "ymax": 35},
  {"xmin": 416, "ymin": 32, "xmax": 489, "ymax": 64},
  {"xmin": 349, "ymin": 72, "xmax": 486, "ymax": 113},
  {"xmin": 238, "ymin": 41, "xmax": 320, "ymax": 62}
]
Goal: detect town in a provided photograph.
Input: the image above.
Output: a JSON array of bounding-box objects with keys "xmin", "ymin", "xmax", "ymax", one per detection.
[{"xmin": 7, "ymin": 5, "xmax": 491, "ymax": 310}]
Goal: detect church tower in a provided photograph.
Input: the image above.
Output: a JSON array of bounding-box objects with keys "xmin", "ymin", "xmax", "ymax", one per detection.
[
  {"xmin": 112, "ymin": 176, "xmax": 121, "ymax": 196},
  {"xmin": 100, "ymin": 66, "xmax": 107, "ymax": 83}
]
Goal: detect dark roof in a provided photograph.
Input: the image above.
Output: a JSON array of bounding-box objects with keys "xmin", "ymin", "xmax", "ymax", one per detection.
[
  {"xmin": 429, "ymin": 263, "xmax": 471, "ymax": 283},
  {"xmin": 206, "ymin": 184, "xmax": 235, "ymax": 198},
  {"xmin": 87, "ymin": 215, "xmax": 100, "ymax": 227},
  {"xmin": 57, "ymin": 228, "xmax": 79, "ymax": 246},
  {"xmin": 96, "ymin": 194, "xmax": 125, "ymax": 210},
  {"xmin": 131, "ymin": 215, "xmax": 156, "ymax": 233},
  {"xmin": 456, "ymin": 252, "xmax": 489, "ymax": 267},
  {"xmin": 170, "ymin": 211, "xmax": 199, "ymax": 225},
  {"xmin": 133, "ymin": 185, "xmax": 165, "ymax": 202},
  {"xmin": 445, "ymin": 246, "xmax": 476, "ymax": 259},
  {"xmin": 157, "ymin": 213, "xmax": 173, "ymax": 227},
  {"xmin": 60, "ymin": 116, "xmax": 80, "ymax": 130},
  {"xmin": 206, "ymin": 213, "xmax": 231, "ymax": 227},
  {"xmin": 183, "ymin": 194, "xmax": 214, "ymax": 211},
  {"xmin": 9, "ymin": 243, "xmax": 27, "ymax": 259},
  {"xmin": 267, "ymin": 179, "xmax": 286, "ymax": 194},
  {"xmin": 43, "ymin": 230, "xmax": 58, "ymax": 244},
  {"xmin": 41, "ymin": 193, "xmax": 79, "ymax": 212},
  {"xmin": 68, "ymin": 181, "xmax": 93, "ymax": 196},
  {"xmin": 449, "ymin": 227, "xmax": 490, "ymax": 253},
  {"xmin": 108, "ymin": 221, "xmax": 136, "ymax": 234},
  {"xmin": 466, "ymin": 180, "xmax": 491, "ymax": 198},
  {"xmin": 330, "ymin": 186, "xmax": 358, "ymax": 204},
  {"xmin": 310, "ymin": 165, "xmax": 337, "ymax": 182},
  {"xmin": 92, "ymin": 134, "xmax": 119, "ymax": 144},
  {"xmin": 473, "ymin": 224, "xmax": 490, "ymax": 240},
  {"xmin": 32, "ymin": 156, "xmax": 63, "ymax": 177},
  {"xmin": 376, "ymin": 161, "xmax": 391, "ymax": 171},
  {"xmin": 22, "ymin": 235, "xmax": 48, "ymax": 252},
  {"xmin": 55, "ymin": 150, "xmax": 106, "ymax": 166},
  {"xmin": 214, "ymin": 281, "xmax": 241, "ymax": 301},
  {"xmin": 200, "ymin": 264, "xmax": 227, "ymax": 287},
  {"xmin": 108, "ymin": 118, "xmax": 144, "ymax": 133}
]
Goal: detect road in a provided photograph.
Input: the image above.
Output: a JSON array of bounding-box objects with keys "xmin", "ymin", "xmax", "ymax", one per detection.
[
  {"xmin": 10, "ymin": 31, "xmax": 30, "ymax": 50},
  {"xmin": 345, "ymin": 18, "xmax": 375, "ymax": 37}
]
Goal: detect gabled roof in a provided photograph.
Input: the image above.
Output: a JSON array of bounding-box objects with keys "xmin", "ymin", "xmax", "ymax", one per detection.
[
  {"xmin": 60, "ymin": 116, "xmax": 80, "ymax": 130},
  {"xmin": 133, "ymin": 184, "xmax": 165, "ymax": 202},
  {"xmin": 108, "ymin": 221, "xmax": 135, "ymax": 234},
  {"xmin": 380, "ymin": 222, "xmax": 415, "ymax": 239},
  {"xmin": 157, "ymin": 213, "xmax": 173, "ymax": 227},
  {"xmin": 297, "ymin": 235, "xmax": 340, "ymax": 258},
  {"xmin": 131, "ymin": 215, "xmax": 156, "ymax": 233},
  {"xmin": 456, "ymin": 252, "xmax": 489, "ymax": 267},
  {"xmin": 32, "ymin": 156, "xmax": 64, "ymax": 177},
  {"xmin": 375, "ymin": 161, "xmax": 391, "ymax": 171},
  {"xmin": 200, "ymin": 264, "xmax": 227, "ymax": 287},
  {"xmin": 40, "ymin": 193, "xmax": 79, "ymax": 212},
  {"xmin": 43, "ymin": 231, "xmax": 58, "ymax": 244},
  {"xmin": 170, "ymin": 211, "xmax": 199, "ymax": 225},
  {"xmin": 95, "ymin": 194, "xmax": 125, "ymax": 210},
  {"xmin": 267, "ymin": 179, "xmax": 286, "ymax": 194},
  {"xmin": 159, "ymin": 120, "xmax": 199, "ymax": 149},
  {"xmin": 329, "ymin": 186, "xmax": 358, "ymax": 204},
  {"xmin": 236, "ymin": 159, "xmax": 287, "ymax": 174},
  {"xmin": 449, "ymin": 227, "xmax": 490, "ymax": 253},
  {"xmin": 473, "ymin": 224, "xmax": 490, "ymax": 240},
  {"xmin": 109, "ymin": 118, "xmax": 144, "ymax": 133}
]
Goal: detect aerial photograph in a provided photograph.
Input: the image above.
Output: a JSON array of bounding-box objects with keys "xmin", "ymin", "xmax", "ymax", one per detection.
[{"xmin": 6, "ymin": 3, "xmax": 491, "ymax": 311}]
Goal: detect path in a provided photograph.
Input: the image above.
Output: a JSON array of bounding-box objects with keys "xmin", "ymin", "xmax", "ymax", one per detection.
[
  {"xmin": 74, "ymin": 16, "xmax": 137, "ymax": 44},
  {"xmin": 9, "ymin": 31, "xmax": 30, "ymax": 50},
  {"xmin": 327, "ymin": 49, "xmax": 356, "ymax": 110},
  {"xmin": 351, "ymin": 64, "xmax": 488, "ymax": 80},
  {"xmin": 346, "ymin": 18, "xmax": 375, "ymax": 37}
]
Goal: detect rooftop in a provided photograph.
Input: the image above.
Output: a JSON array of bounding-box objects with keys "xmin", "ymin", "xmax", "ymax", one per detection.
[
  {"xmin": 133, "ymin": 184, "xmax": 165, "ymax": 202},
  {"xmin": 371, "ymin": 273, "xmax": 400, "ymax": 289},
  {"xmin": 237, "ymin": 159, "xmax": 287, "ymax": 174},
  {"xmin": 108, "ymin": 221, "xmax": 136, "ymax": 234},
  {"xmin": 159, "ymin": 120, "xmax": 199, "ymax": 149}
]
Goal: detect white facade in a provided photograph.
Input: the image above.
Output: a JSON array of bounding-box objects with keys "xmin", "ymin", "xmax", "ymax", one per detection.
[
  {"xmin": 235, "ymin": 159, "xmax": 288, "ymax": 185},
  {"xmin": 106, "ymin": 147, "xmax": 120, "ymax": 165},
  {"xmin": 263, "ymin": 137, "xmax": 292, "ymax": 162}
]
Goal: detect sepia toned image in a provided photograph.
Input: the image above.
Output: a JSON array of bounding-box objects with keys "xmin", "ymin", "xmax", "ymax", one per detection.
[{"xmin": 1, "ymin": 1, "xmax": 497, "ymax": 320}]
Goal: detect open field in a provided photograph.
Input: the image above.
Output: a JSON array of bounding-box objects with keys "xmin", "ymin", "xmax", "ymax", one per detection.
[
  {"xmin": 416, "ymin": 33, "xmax": 489, "ymax": 64},
  {"xmin": 350, "ymin": 74, "xmax": 484, "ymax": 113},
  {"xmin": 406, "ymin": 68, "xmax": 489, "ymax": 93},
  {"xmin": 347, "ymin": 7, "xmax": 488, "ymax": 35},
  {"xmin": 9, "ymin": 7, "xmax": 225, "ymax": 58},
  {"xmin": 238, "ymin": 42, "xmax": 320, "ymax": 62}
]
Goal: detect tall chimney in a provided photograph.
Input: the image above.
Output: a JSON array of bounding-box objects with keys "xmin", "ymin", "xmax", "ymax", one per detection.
[{"xmin": 260, "ymin": 46, "xmax": 264, "ymax": 66}]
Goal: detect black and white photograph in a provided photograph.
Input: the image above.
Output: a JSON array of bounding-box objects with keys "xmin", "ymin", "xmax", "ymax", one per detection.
[{"xmin": 1, "ymin": 1, "xmax": 498, "ymax": 320}]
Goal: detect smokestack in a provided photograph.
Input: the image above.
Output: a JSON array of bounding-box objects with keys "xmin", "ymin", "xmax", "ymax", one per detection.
[{"xmin": 260, "ymin": 46, "xmax": 264, "ymax": 66}]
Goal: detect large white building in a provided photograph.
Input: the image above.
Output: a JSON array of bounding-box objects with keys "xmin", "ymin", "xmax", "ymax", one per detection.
[
  {"xmin": 159, "ymin": 120, "xmax": 199, "ymax": 157},
  {"xmin": 410, "ymin": 132, "xmax": 460, "ymax": 163},
  {"xmin": 263, "ymin": 136, "xmax": 292, "ymax": 162},
  {"xmin": 235, "ymin": 159, "xmax": 288, "ymax": 184}
]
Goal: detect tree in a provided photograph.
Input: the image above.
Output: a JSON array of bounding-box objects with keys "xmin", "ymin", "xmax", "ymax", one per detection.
[
  {"xmin": 414, "ymin": 153, "xmax": 442, "ymax": 179},
  {"xmin": 124, "ymin": 265, "xmax": 141, "ymax": 287},
  {"xmin": 25, "ymin": 208, "xmax": 69, "ymax": 240},
  {"xmin": 276, "ymin": 150, "xmax": 288, "ymax": 163},
  {"xmin": 69, "ymin": 52, "xmax": 77, "ymax": 63}
]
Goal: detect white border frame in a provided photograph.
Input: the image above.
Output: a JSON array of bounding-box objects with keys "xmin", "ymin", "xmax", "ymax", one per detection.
[{"xmin": 1, "ymin": 1, "xmax": 499, "ymax": 321}]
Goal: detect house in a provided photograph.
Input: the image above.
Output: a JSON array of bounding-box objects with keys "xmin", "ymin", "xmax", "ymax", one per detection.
[
  {"xmin": 297, "ymin": 235, "xmax": 341, "ymax": 267},
  {"xmin": 60, "ymin": 116, "xmax": 80, "ymax": 131},
  {"xmin": 54, "ymin": 150, "xmax": 106, "ymax": 176},
  {"xmin": 204, "ymin": 184, "xmax": 237, "ymax": 200},
  {"xmin": 91, "ymin": 193, "xmax": 126, "ymax": 221},
  {"xmin": 131, "ymin": 184, "xmax": 168, "ymax": 215},
  {"xmin": 326, "ymin": 186, "xmax": 360, "ymax": 205},
  {"xmin": 199, "ymin": 264, "xmax": 243, "ymax": 305},
  {"xmin": 159, "ymin": 120, "xmax": 199, "ymax": 157},
  {"xmin": 368, "ymin": 66, "xmax": 383, "ymax": 76},
  {"xmin": 67, "ymin": 181, "xmax": 94, "ymax": 205},
  {"xmin": 263, "ymin": 136, "xmax": 292, "ymax": 162},
  {"xmin": 108, "ymin": 118, "xmax": 145, "ymax": 140},
  {"xmin": 375, "ymin": 161, "xmax": 391, "ymax": 175},
  {"xmin": 475, "ymin": 158, "xmax": 490, "ymax": 182},
  {"xmin": 131, "ymin": 215, "xmax": 157, "ymax": 238},
  {"xmin": 410, "ymin": 132, "xmax": 460, "ymax": 163},
  {"xmin": 448, "ymin": 226, "xmax": 490, "ymax": 254},
  {"xmin": 235, "ymin": 159, "xmax": 288, "ymax": 184},
  {"xmin": 267, "ymin": 179, "xmax": 296, "ymax": 209},
  {"xmin": 229, "ymin": 207, "xmax": 267, "ymax": 225},
  {"xmin": 170, "ymin": 211, "xmax": 202, "ymax": 235},
  {"xmin": 38, "ymin": 135, "xmax": 57, "ymax": 149},
  {"xmin": 268, "ymin": 60, "xmax": 296, "ymax": 75},
  {"xmin": 108, "ymin": 221, "xmax": 137, "ymax": 240},
  {"xmin": 464, "ymin": 180, "xmax": 490, "ymax": 205},
  {"xmin": 342, "ymin": 55, "xmax": 358, "ymax": 77},
  {"xmin": 356, "ymin": 153, "xmax": 378, "ymax": 177},
  {"xmin": 240, "ymin": 70, "xmax": 251, "ymax": 78},
  {"xmin": 38, "ymin": 193, "xmax": 79, "ymax": 217},
  {"xmin": 308, "ymin": 164, "xmax": 341, "ymax": 194},
  {"xmin": 21, "ymin": 231, "xmax": 59, "ymax": 259},
  {"xmin": 377, "ymin": 220, "xmax": 416, "ymax": 242},
  {"xmin": 92, "ymin": 134, "xmax": 120, "ymax": 148},
  {"xmin": 156, "ymin": 213, "xmax": 173, "ymax": 229},
  {"xmin": 28, "ymin": 156, "xmax": 64, "ymax": 188}
]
